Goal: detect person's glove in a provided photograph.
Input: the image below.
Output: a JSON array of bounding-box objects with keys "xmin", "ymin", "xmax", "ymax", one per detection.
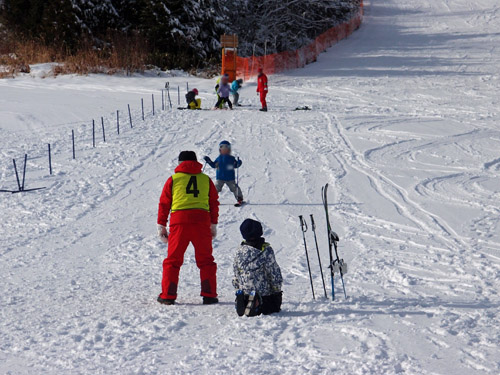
[
  {"xmin": 157, "ymin": 224, "xmax": 168, "ymax": 243},
  {"xmin": 204, "ymin": 156, "xmax": 212, "ymax": 163},
  {"xmin": 211, "ymin": 224, "xmax": 217, "ymax": 239}
]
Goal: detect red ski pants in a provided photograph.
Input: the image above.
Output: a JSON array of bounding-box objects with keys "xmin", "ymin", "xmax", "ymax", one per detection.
[
  {"xmin": 260, "ymin": 91, "xmax": 267, "ymax": 109},
  {"xmin": 160, "ymin": 223, "xmax": 217, "ymax": 300}
]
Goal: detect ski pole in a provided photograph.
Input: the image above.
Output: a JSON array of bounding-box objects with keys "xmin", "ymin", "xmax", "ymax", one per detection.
[
  {"xmin": 310, "ymin": 214, "xmax": 327, "ymax": 299},
  {"xmin": 299, "ymin": 215, "xmax": 315, "ymax": 299}
]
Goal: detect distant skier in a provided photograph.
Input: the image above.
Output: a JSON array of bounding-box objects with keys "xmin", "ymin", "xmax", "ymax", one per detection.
[
  {"xmin": 231, "ymin": 78, "xmax": 243, "ymax": 106},
  {"xmin": 157, "ymin": 151, "xmax": 220, "ymax": 305},
  {"xmin": 185, "ymin": 88, "xmax": 201, "ymax": 109},
  {"xmin": 233, "ymin": 219, "xmax": 283, "ymax": 317},
  {"xmin": 214, "ymin": 74, "xmax": 225, "ymax": 109},
  {"xmin": 203, "ymin": 140, "xmax": 243, "ymax": 205},
  {"xmin": 214, "ymin": 74, "xmax": 233, "ymax": 110},
  {"xmin": 256, "ymin": 67, "xmax": 268, "ymax": 112}
]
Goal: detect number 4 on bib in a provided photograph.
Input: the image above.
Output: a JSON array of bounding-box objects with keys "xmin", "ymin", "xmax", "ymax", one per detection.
[{"xmin": 186, "ymin": 176, "xmax": 200, "ymax": 197}]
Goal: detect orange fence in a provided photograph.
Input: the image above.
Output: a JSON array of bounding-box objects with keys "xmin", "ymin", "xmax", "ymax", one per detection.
[{"xmin": 235, "ymin": 3, "xmax": 363, "ymax": 80}]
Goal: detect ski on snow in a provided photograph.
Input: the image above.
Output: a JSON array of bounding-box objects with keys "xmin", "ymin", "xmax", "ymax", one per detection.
[{"xmin": 321, "ymin": 183, "xmax": 348, "ymax": 300}]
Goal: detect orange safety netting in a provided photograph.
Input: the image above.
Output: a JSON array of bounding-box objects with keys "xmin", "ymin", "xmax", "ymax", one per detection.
[{"xmin": 234, "ymin": 6, "xmax": 363, "ymax": 81}]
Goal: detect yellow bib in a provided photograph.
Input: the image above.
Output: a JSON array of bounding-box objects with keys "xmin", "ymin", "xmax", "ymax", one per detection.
[{"xmin": 171, "ymin": 172, "xmax": 210, "ymax": 212}]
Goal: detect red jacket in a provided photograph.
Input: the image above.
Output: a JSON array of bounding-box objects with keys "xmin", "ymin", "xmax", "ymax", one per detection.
[
  {"xmin": 257, "ymin": 73, "xmax": 268, "ymax": 93},
  {"xmin": 157, "ymin": 161, "xmax": 219, "ymax": 226}
]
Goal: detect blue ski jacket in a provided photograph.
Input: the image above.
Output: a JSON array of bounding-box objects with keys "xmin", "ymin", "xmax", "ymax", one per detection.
[
  {"xmin": 205, "ymin": 154, "xmax": 242, "ymax": 181},
  {"xmin": 230, "ymin": 80, "xmax": 241, "ymax": 94}
]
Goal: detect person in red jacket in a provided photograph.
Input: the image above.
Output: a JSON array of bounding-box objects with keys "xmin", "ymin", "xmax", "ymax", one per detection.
[
  {"xmin": 257, "ymin": 67, "xmax": 268, "ymax": 112},
  {"xmin": 157, "ymin": 151, "xmax": 220, "ymax": 305}
]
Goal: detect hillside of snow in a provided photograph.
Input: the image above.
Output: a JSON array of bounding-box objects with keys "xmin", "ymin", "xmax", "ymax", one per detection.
[{"xmin": 1, "ymin": 0, "xmax": 499, "ymax": 374}]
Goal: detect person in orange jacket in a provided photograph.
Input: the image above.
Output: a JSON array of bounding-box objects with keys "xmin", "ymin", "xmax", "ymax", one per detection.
[
  {"xmin": 157, "ymin": 151, "xmax": 220, "ymax": 305},
  {"xmin": 257, "ymin": 67, "xmax": 268, "ymax": 112}
]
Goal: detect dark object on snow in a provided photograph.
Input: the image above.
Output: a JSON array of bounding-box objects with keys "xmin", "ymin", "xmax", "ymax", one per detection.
[
  {"xmin": 236, "ymin": 291, "xmax": 247, "ymax": 316},
  {"xmin": 157, "ymin": 296, "xmax": 175, "ymax": 305},
  {"xmin": 294, "ymin": 106, "xmax": 311, "ymax": 111},
  {"xmin": 203, "ymin": 296, "xmax": 219, "ymax": 305},
  {"xmin": 261, "ymin": 292, "xmax": 282, "ymax": 315},
  {"xmin": 214, "ymin": 96, "xmax": 233, "ymax": 109},
  {"xmin": 235, "ymin": 291, "xmax": 282, "ymax": 317},
  {"xmin": 178, "ymin": 151, "xmax": 197, "ymax": 162},
  {"xmin": 1, "ymin": 154, "xmax": 46, "ymax": 194},
  {"xmin": 240, "ymin": 218, "xmax": 263, "ymax": 240},
  {"xmin": 234, "ymin": 200, "xmax": 245, "ymax": 207}
]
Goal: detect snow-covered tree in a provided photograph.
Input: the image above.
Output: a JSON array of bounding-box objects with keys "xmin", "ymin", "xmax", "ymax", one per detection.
[
  {"xmin": 230, "ymin": 0, "xmax": 361, "ymax": 56},
  {"xmin": 0, "ymin": 0, "xmax": 361, "ymax": 69}
]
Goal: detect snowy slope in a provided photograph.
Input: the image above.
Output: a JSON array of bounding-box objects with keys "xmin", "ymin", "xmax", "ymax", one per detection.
[{"xmin": 1, "ymin": 0, "xmax": 500, "ymax": 374}]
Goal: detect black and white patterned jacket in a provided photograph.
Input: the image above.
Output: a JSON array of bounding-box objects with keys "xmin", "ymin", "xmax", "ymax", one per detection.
[{"xmin": 232, "ymin": 239, "xmax": 283, "ymax": 296}]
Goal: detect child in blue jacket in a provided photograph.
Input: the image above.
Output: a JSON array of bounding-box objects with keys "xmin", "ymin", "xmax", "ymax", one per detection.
[
  {"xmin": 230, "ymin": 78, "xmax": 243, "ymax": 106},
  {"xmin": 204, "ymin": 140, "xmax": 243, "ymax": 204}
]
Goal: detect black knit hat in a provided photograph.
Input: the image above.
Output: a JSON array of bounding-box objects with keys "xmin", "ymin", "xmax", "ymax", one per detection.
[
  {"xmin": 178, "ymin": 151, "xmax": 197, "ymax": 162},
  {"xmin": 240, "ymin": 219, "xmax": 263, "ymax": 241}
]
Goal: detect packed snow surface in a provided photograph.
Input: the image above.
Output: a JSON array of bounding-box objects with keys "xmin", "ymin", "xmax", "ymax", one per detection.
[{"xmin": 1, "ymin": 0, "xmax": 500, "ymax": 374}]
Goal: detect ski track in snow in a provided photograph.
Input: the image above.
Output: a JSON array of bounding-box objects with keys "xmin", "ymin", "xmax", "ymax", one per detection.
[{"xmin": 2, "ymin": 0, "xmax": 500, "ymax": 374}]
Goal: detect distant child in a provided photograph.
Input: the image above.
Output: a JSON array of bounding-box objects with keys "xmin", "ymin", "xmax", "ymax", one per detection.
[
  {"xmin": 214, "ymin": 74, "xmax": 226, "ymax": 109},
  {"xmin": 233, "ymin": 219, "xmax": 283, "ymax": 317},
  {"xmin": 230, "ymin": 78, "xmax": 243, "ymax": 106},
  {"xmin": 204, "ymin": 140, "xmax": 243, "ymax": 205},
  {"xmin": 185, "ymin": 88, "xmax": 201, "ymax": 109},
  {"xmin": 214, "ymin": 74, "xmax": 233, "ymax": 110}
]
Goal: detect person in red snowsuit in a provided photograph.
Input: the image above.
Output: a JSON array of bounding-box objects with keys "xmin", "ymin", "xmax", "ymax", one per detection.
[
  {"xmin": 257, "ymin": 67, "xmax": 268, "ymax": 112},
  {"xmin": 157, "ymin": 151, "xmax": 220, "ymax": 305}
]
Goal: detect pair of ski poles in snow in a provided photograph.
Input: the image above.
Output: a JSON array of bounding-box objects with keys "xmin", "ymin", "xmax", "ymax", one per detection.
[
  {"xmin": 299, "ymin": 212, "xmax": 347, "ymax": 300},
  {"xmin": 299, "ymin": 215, "xmax": 327, "ymax": 300}
]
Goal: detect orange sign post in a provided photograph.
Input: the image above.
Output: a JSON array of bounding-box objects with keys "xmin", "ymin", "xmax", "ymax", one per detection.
[{"xmin": 220, "ymin": 34, "xmax": 238, "ymax": 82}]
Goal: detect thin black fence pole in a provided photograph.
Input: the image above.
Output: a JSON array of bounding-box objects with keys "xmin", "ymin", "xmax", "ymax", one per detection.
[
  {"xmin": 141, "ymin": 98, "xmax": 144, "ymax": 120},
  {"xmin": 12, "ymin": 159, "xmax": 21, "ymax": 191},
  {"xmin": 72, "ymin": 130, "xmax": 75, "ymax": 160},
  {"xmin": 21, "ymin": 154, "xmax": 27, "ymax": 191},
  {"xmin": 167, "ymin": 88, "xmax": 172, "ymax": 109},
  {"xmin": 186, "ymin": 82, "xmax": 189, "ymax": 92},
  {"xmin": 92, "ymin": 119, "xmax": 95, "ymax": 148},
  {"xmin": 161, "ymin": 90, "xmax": 165, "ymax": 111},
  {"xmin": 48, "ymin": 144, "xmax": 52, "ymax": 175},
  {"xmin": 128, "ymin": 104, "xmax": 133, "ymax": 128},
  {"xmin": 177, "ymin": 86, "xmax": 180, "ymax": 105},
  {"xmin": 152, "ymin": 94, "xmax": 155, "ymax": 116},
  {"xmin": 101, "ymin": 117, "xmax": 106, "ymax": 142},
  {"xmin": 116, "ymin": 110, "xmax": 120, "ymax": 135}
]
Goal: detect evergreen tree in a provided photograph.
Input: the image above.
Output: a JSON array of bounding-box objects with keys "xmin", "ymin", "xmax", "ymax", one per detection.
[{"xmin": 1, "ymin": 0, "xmax": 361, "ymax": 69}]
